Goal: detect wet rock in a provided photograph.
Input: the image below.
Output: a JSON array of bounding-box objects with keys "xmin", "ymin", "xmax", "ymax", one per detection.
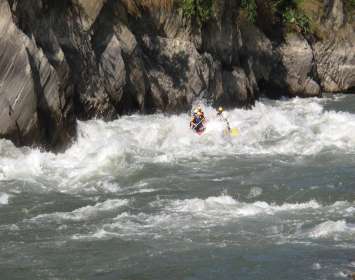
[
  {"xmin": 203, "ymin": 0, "xmax": 241, "ymax": 66},
  {"xmin": 324, "ymin": 0, "xmax": 345, "ymax": 30},
  {"xmin": 222, "ymin": 67, "xmax": 255, "ymax": 107},
  {"xmin": 0, "ymin": 0, "xmax": 354, "ymax": 151},
  {"xmin": 314, "ymin": 33, "xmax": 355, "ymax": 93},
  {"xmin": 312, "ymin": 0, "xmax": 355, "ymax": 93},
  {"xmin": 141, "ymin": 35, "xmax": 212, "ymax": 112},
  {"xmin": 0, "ymin": 0, "xmax": 75, "ymax": 150},
  {"xmin": 239, "ymin": 23, "xmax": 274, "ymax": 83},
  {"xmin": 278, "ymin": 33, "xmax": 320, "ymax": 97},
  {"xmin": 72, "ymin": 0, "xmax": 106, "ymax": 31},
  {"xmin": 99, "ymin": 34, "xmax": 126, "ymax": 108}
]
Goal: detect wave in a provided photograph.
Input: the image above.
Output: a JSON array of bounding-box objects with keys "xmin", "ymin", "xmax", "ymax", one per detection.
[
  {"xmin": 165, "ymin": 195, "xmax": 321, "ymax": 217},
  {"xmin": 70, "ymin": 195, "xmax": 328, "ymax": 241},
  {"xmin": 1, "ymin": 97, "xmax": 355, "ymax": 187},
  {"xmin": 0, "ymin": 192, "xmax": 10, "ymax": 205},
  {"xmin": 29, "ymin": 199, "xmax": 129, "ymax": 222},
  {"xmin": 63, "ymin": 193, "xmax": 355, "ymax": 243},
  {"xmin": 307, "ymin": 220, "xmax": 355, "ymax": 239}
]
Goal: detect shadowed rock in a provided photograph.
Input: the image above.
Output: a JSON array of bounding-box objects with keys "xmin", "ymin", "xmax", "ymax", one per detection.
[
  {"xmin": 0, "ymin": 0, "xmax": 354, "ymax": 150},
  {"xmin": 0, "ymin": 0, "xmax": 75, "ymax": 150},
  {"xmin": 278, "ymin": 33, "xmax": 320, "ymax": 97}
]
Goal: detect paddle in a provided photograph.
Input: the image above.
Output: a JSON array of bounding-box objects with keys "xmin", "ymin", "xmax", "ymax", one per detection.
[
  {"xmin": 222, "ymin": 118, "xmax": 239, "ymax": 137},
  {"xmin": 230, "ymin": 127, "xmax": 239, "ymax": 137}
]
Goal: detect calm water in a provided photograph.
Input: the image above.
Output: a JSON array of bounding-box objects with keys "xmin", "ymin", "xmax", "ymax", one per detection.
[{"xmin": 0, "ymin": 95, "xmax": 354, "ymax": 279}]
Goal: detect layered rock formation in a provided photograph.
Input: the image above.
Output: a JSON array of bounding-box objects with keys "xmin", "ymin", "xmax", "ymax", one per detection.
[{"xmin": 0, "ymin": 0, "xmax": 354, "ymax": 150}]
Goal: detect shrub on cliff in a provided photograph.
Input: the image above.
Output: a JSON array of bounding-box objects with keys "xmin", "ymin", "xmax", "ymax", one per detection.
[
  {"xmin": 240, "ymin": 0, "xmax": 311, "ymax": 34},
  {"xmin": 181, "ymin": 0, "xmax": 214, "ymax": 25}
]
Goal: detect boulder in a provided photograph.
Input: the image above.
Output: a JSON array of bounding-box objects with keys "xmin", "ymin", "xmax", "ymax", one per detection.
[
  {"xmin": 278, "ymin": 33, "xmax": 320, "ymax": 97},
  {"xmin": 239, "ymin": 23, "xmax": 274, "ymax": 83},
  {"xmin": 141, "ymin": 35, "xmax": 212, "ymax": 112},
  {"xmin": 72, "ymin": 0, "xmax": 106, "ymax": 31},
  {"xmin": 0, "ymin": 0, "xmax": 75, "ymax": 150},
  {"xmin": 222, "ymin": 67, "xmax": 255, "ymax": 107},
  {"xmin": 314, "ymin": 31, "xmax": 355, "ymax": 92},
  {"xmin": 203, "ymin": 0, "xmax": 241, "ymax": 66},
  {"xmin": 324, "ymin": 0, "xmax": 345, "ymax": 30},
  {"xmin": 99, "ymin": 34, "xmax": 126, "ymax": 107}
]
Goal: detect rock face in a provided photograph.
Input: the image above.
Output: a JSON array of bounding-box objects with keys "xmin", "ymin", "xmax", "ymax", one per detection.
[
  {"xmin": 0, "ymin": 0, "xmax": 75, "ymax": 150},
  {"xmin": 0, "ymin": 0, "xmax": 354, "ymax": 150},
  {"xmin": 277, "ymin": 33, "xmax": 320, "ymax": 97},
  {"xmin": 314, "ymin": 35, "xmax": 355, "ymax": 92},
  {"xmin": 313, "ymin": 0, "xmax": 355, "ymax": 92}
]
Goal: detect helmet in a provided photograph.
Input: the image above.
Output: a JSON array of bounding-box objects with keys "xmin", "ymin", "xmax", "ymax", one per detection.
[
  {"xmin": 197, "ymin": 111, "xmax": 202, "ymax": 116},
  {"xmin": 218, "ymin": 106, "xmax": 223, "ymax": 112},
  {"xmin": 194, "ymin": 109, "xmax": 198, "ymax": 114},
  {"xmin": 197, "ymin": 106, "xmax": 202, "ymax": 112}
]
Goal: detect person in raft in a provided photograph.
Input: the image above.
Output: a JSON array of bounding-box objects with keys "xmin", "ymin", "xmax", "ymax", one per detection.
[
  {"xmin": 190, "ymin": 109, "xmax": 206, "ymax": 133},
  {"xmin": 197, "ymin": 106, "xmax": 206, "ymax": 122},
  {"xmin": 217, "ymin": 106, "xmax": 231, "ymax": 133}
]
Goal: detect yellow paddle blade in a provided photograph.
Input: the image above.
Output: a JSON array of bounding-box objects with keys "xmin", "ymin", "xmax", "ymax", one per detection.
[{"xmin": 230, "ymin": 128, "xmax": 239, "ymax": 137}]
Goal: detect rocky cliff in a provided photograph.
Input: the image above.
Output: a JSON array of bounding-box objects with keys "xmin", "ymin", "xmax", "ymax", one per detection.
[{"xmin": 0, "ymin": 0, "xmax": 354, "ymax": 150}]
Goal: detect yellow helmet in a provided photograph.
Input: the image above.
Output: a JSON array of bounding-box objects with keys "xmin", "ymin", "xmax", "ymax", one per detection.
[
  {"xmin": 197, "ymin": 106, "xmax": 202, "ymax": 112},
  {"xmin": 194, "ymin": 109, "xmax": 198, "ymax": 114},
  {"xmin": 218, "ymin": 106, "xmax": 223, "ymax": 112},
  {"xmin": 197, "ymin": 111, "xmax": 202, "ymax": 116}
]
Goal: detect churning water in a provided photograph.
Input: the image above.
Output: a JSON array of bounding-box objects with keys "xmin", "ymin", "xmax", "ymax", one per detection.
[{"xmin": 0, "ymin": 95, "xmax": 354, "ymax": 279}]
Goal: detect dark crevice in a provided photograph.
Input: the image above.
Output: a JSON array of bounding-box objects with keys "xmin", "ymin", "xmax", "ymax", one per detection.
[
  {"xmin": 91, "ymin": 0, "xmax": 118, "ymax": 62},
  {"xmin": 26, "ymin": 48, "xmax": 55, "ymax": 150},
  {"xmin": 14, "ymin": 120, "xmax": 22, "ymax": 146},
  {"xmin": 305, "ymin": 35, "xmax": 322, "ymax": 90}
]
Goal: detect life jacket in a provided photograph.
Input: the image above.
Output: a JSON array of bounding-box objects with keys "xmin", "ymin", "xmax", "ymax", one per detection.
[
  {"xmin": 200, "ymin": 112, "xmax": 205, "ymax": 120},
  {"xmin": 194, "ymin": 116, "xmax": 202, "ymax": 125}
]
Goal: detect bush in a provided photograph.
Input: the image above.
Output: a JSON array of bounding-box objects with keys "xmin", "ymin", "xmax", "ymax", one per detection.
[
  {"xmin": 283, "ymin": 7, "xmax": 311, "ymax": 34},
  {"xmin": 181, "ymin": 0, "xmax": 214, "ymax": 25},
  {"xmin": 240, "ymin": 0, "xmax": 257, "ymax": 23},
  {"xmin": 240, "ymin": 0, "xmax": 311, "ymax": 34}
]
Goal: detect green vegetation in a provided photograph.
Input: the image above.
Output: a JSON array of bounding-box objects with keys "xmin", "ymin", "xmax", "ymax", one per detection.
[
  {"xmin": 181, "ymin": 0, "xmax": 214, "ymax": 25},
  {"xmin": 240, "ymin": 0, "xmax": 311, "ymax": 34},
  {"xmin": 180, "ymin": 0, "xmax": 351, "ymax": 34},
  {"xmin": 283, "ymin": 6, "xmax": 311, "ymax": 33},
  {"xmin": 344, "ymin": 0, "xmax": 355, "ymax": 13},
  {"xmin": 240, "ymin": 0, "xmax": 257, "ymax": 23}
]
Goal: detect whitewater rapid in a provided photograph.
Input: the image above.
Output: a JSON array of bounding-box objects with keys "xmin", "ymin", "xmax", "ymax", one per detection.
[
  {"xmin": 1, "ymin": 96, "xmax": 355, "ymax": 186},
  {"xmin": 0, "ymin": 95, "xmax": 354, "ymax": 279}
]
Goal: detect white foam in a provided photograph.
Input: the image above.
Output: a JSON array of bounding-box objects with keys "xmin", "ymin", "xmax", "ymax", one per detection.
[
  {"xmin": 1, "ymin": 97, "xmax": 355, "ymax": 189},
  {"xmin": 30, "ymin": 199, "xmax": 129, "ymax": 222},
  {"xmin": 128, "ymin": 188, "xmax": 156, "ymax": 195},
  {"xmin": 168, "ymin": 195, "xmax": 321, "ymax": 218},
  {"xmin": 308, "ymin": 220, "xmax": 355, "ymax": 239},
  {"xmin": 312, "ymin": 262, "xmax": 322, "ymax": 270},
  {"xmin": 334, "ymin": 271, "xmax": 349, "ymax": 278},
  {"xmin": 0, "ymin": 193, "xmax": 10, "ymax": 205},
  {"xmin": 72, "ymin": 229, "xmax": 120, "ymax": 241},
  {"xmin": 64, "ymin": 196, "xmax": 354, "ymax": 241},
  {"xmin": 345, "ymin": 207, "xmax": 355, "ymax": 215},
  {"xmin": 73, "ymin": 196, "xmax": 325, "ymax": 241},
  {"xmin": 247, "ymin": 187, "xmax": 263, "ymax": 199}
]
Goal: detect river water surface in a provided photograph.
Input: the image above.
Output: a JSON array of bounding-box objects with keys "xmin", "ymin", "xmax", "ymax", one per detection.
[{"xmin": 0, "ymin": 95, "xmax": 354, "ymax": 279}]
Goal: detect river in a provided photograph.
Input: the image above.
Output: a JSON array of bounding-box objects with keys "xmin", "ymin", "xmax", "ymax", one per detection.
[{"xmin": 0, "ymin": 95, "xmax": 354, "ymax": 279}]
